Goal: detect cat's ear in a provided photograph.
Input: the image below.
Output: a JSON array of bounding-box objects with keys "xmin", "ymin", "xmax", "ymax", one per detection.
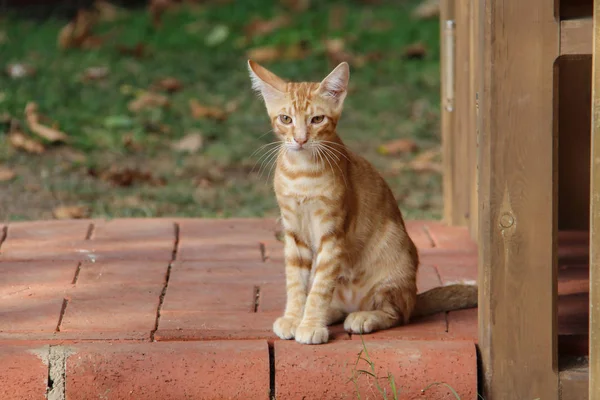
[
  {"xmin": 247, "ymin": 60, "xmax": 287, "ymax": 108},
  {"xmin": 318, "ymin": 62, "xmax": 349, "ymax": 106}
]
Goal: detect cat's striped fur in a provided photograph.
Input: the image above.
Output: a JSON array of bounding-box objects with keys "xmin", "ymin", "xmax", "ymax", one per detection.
[{"xmin": 248, "ymin": 60, "xmax": 477, "ymax": 345}]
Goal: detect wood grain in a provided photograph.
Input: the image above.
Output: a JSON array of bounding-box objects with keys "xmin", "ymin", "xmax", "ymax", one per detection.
[
  {"xmin": 561, "ymin": 19, "xmax": 593, "ymax": 56},
  {"xmin": 477, "ymin": 0, "xmax": 559, "ymax": 397},
  {"xmin": 589, "ymin": 0, "xmax": 600, "ymax": 397}
]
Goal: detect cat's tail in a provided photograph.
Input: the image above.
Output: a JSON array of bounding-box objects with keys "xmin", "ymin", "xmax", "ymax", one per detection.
[{"xmin": 411, "ymin": 281, "xmax": 478, "ymax": 318}]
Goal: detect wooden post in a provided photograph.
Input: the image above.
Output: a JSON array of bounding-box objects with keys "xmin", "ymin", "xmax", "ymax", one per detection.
[
  {"xmin": 477, "ymin": 0, "xmax": 559, "ymax": 397},
  {"xmin": 590, "ymin": 1, "xmax": 600, "ymax": 397}
]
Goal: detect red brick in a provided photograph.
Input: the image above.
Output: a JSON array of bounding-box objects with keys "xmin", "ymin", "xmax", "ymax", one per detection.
[
  {"xmin": 177, "ymin": 243, "xmax": 264, "ymax": 262},
  {"xmin": 161, "ymin": 282, "xmax": 256, "ymax": 313},
  {"xmin": 6, "ymin": 220, "xmax": 91, "ymax": 240},
  {"xmin": 350, "ymin": 313, "xmax": 447, "ymax": 341},
  {"xmin": 65, "ymin": 341, "xmax": 270, "ymax": 400},
  {"xmin": 59, "ymin": 285, "xmax": 161, "ymax": 337},
  {"xmin": 423, "ymin": 223, "xmax": 477, "ymax": 251},
  {"xmin": 558, "ymin": 263, "xmax": 589, "ymax": 295},
  {"xmin": 257, "ymin": 282, "xmax": 286, "ymax": 313},
  {"xmin": 76, "ymin": 260, "xmax": 168, "ymax": 285},
  {"xmin": 155, "ymin": 311, "xmax": 279, "ymax": 340},
  {"xmin": 447, "ymin": 308, "xmax": 477, "ymax": 341},
  {"xmin": 405, "ymin": 220, "xmax": 434, "ymax": 249},
  {"xmin": 420, "ymin": 252, "xmax": 478, "ymax": 285},
  {"xmin": 155, "ymin": 311, "xmax": 349, "ymax": 341},
  {"xmin": 0, "ymin": 344, "xmax": 48, "ymax": 400},
  {"xmin": 91, "ymin": 218, "xmax": 175, "ymax": 240},
  {"xmin": 417, "ymin": 264, "xmax": 441, "ymax": 293},
  {"xmin": 0, "ymin": 240, "xmax": 90, "ymax": 261},
  {"xmin": 0, "ymin": 261, "xmax": 77, "ymax": 297},
  {"xmin": 0, "ymin": 296, "xmax": 64, "ymax": 333},
  {"xmin": 177, "ymin": 218, "xmax": 277, "ymax": 261},
  {"xmin": 168, "ymin": 260, "xmax": 284, "ymax": 285},
  {"xmin": 275, "ymin": 339, "xmax": 477, "ymax": 400}
]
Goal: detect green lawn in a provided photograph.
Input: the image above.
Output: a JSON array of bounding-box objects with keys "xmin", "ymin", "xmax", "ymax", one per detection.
[{"xmin": 0, "ymin": 0, "xmax": 442, "ymax": 221}]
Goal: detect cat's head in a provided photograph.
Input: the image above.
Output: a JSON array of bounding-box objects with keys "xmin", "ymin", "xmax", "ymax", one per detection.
[{"xmin": 247, "ymin": 60, "xmax": 349, "ymax": 151}]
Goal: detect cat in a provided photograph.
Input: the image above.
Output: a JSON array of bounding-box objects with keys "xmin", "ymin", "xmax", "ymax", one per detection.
[{"xmin": 248, "ymin": 60, "xmax": 477, "ymax": 345}]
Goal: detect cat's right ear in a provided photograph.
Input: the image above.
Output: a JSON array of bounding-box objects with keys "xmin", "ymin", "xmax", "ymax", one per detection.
[{"xmin": 247, "ymin": 60, "xmax": 287, "ymax": 107}]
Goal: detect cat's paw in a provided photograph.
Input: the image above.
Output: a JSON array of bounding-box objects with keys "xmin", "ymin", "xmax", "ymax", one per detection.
[
  {"xmin": 294, "ymin": 322, "xmax": 329, "ymax": 345},
  {"xmin": 273, "ymin": 316, "xmax": 301, "ymax": 340},
  {"xmin": 344, "ymin": 311, "xmax": 378, "ymax": 334}
]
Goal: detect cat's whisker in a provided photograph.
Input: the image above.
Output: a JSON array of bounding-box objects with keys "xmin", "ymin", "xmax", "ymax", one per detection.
[
  {"xmin": 319, "ymin": 141, "xmax": 349, "ymax": 161},
  {"xmin": 317, "ymin": 143, "xmax": 340, "ymax": 162},
  {"xmin": 267, "ymin": 147, "xmax": 286, "ymax": 182},
  {"xmin": 250, "ymin": 140, "xmax": 282, "ymax": 162},
  {"xmin": 320, "ymin": 145, "xmax": 348, "ymax": 188},
  {"xmin": 254, "ymin": 147, "xmax": 282, "ymax": 178},
  {"xmin": 257, "ymin": 145, "xmax": 283, "ymax": 178}
]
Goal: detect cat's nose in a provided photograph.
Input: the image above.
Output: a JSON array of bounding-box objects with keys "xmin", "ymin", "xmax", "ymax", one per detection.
[{"xmin": 294, "ymin": 137, "xmax": 308, "ymax": 146}]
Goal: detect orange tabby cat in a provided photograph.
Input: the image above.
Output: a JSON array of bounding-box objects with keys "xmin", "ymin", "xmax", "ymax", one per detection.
[{"xmin": 248, "ymin": 60, "xmax": 477, "ymax": 345}]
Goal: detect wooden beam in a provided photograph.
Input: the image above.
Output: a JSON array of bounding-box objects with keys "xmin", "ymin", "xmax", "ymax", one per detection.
[
  {"xmin": 478, "ymin": 0, "xmax": 559, "ymax": 397},
  {"xmin": 561, "ymin": 18, "xmax": 593, "ymax": 56},
  {"xmin": 589, "ymin": 1, "xmax": 600, "ymax": 397}
]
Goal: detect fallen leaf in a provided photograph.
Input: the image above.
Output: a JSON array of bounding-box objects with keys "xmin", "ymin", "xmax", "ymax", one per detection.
[
  {"xmin": 104, "ymin": 115, "xmax": 134, "ymax": 129},
  {"xmin": 281, "ymin": 0, "xmax": 310, "ymax": 12},
  {"xmin": 409, "ymin": 161, "xmax": 443, "ymax": 173},
  {"xmin": 149, "ymin": 0, "xmax": 172, "ymax": 28},
  {"xmin": 128, "ymin": 91, "xmax": 169, "ymax": 113},
  {"xmin": 413, "ymin": 147, "xmax": 441, "ymax": 163},
  {"xmin": 116, "ymin": 42, "xmax": 147, "ymax": 58},
  {"xmin": 90, "ymin": 166, "xmax": 166, "ymax": 187},
  {"xmin": 171, "ymin": 132, "xmax": 203, "ymax": 153},
  {"xmin": 378, "ymin": 139, "xmax": 418, "ymax": 155},
  {"xmin": 94, "ymin": 0, "xmax": 122, "ymax": 22},
  {"xmin": 247, "ymin": 41, "xmax": 310, "ymax": 63},
  {"xmin": 25, "ymin": 102, "xmax": 68, "ymax": 143},
  {"xmin": 412, "ymin": 0, "xmax": 440, "ymax": 19},
  {"xmin": 58, "ymin": 9, "xmax": 103, "ymax": 50},
  {"xmin": 154, "ymin": 77, "xmax": 183, "ymax": 93},
  {"xmin": 122, "ymin": 133, "xmax": 143, "ymax": 152},
  {"xmin": 328, "ymin": 5, "xmax": 347, "ymax": 31},
  {"xmin": 245, "ymin": 15, "xmax": 290, "ymax": 39},
  {"xmin": 82, "ymin": 66, "xmax": 109, "ymax": 81},
  {"xmin": 5, "ymin": 63, "xmax": 35, "ymax": 79},
  {"xmin": 403, "ymin": 42, "xmax": 427, "ymax": 60},
  {"xmin": 53, "ymin": 205, "xmax": 90, "ymax": 219},
  {"xmin": 9, "ymin": 131, "xmax": 45, "ymax": 154},
  {"xmin": 205, "ymin": 24, "xmax": 230, "ymax": 47},
  {"xmin": 0, "ymin": 166, "xmax": 16, "ymax": 182},
  {"xmin": 324, "ymin": 38, "xmax": 352, "ymax": 65},
  {"xmin": 189, "ymin": 99, "xmax": 227, "ymax": 121}
]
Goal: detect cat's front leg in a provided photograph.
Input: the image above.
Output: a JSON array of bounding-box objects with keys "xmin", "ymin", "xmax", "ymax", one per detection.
[
  {"xmin": 273, "ymin": 231, "xmax": 312, "ymax": 340},
  {"xmin": 295, "ymin": 233, "xmax": 343, "ymax": 345}
]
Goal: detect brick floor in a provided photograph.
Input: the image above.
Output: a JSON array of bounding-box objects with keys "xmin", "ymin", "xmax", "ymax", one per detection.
[{"xmin": 0, "ymin": 218, "xmax": 589, "ymax": 399}]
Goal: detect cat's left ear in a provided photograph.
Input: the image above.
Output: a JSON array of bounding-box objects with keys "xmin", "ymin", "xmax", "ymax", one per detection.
[
  {"xmin": 318, "ymin": 62, "xmax": 350, "ymax": 106},
  {"xmin": 247, "ymin": 60, "xmax": 287, "ymax": 109}
]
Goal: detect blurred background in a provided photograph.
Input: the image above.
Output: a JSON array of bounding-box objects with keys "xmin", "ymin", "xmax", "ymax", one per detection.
[{"xmin": 0, "ymin": 0, "xmax": 442, "ymax": 222}]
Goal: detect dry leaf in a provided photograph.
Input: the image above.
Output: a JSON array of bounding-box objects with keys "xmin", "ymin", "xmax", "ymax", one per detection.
[
  {"xmin": 9, "ymin": 131, "xmax": 45, "ymax": 154},
  {"xmin": 189, "ymin": 99, "xmax": 227, "ymax": 121},
  {"xmin": 403, "ymin": 42, "xmax": 427, "ymax": 60},
  {"xmin": 53, "ymin": 205, "xmax": 90, "ymax": 219},
  {"xmin": 378, "ymin": 139, "xmax": 418, "ymax": 156},
  {"xmin": 412, "ymin": 0, "xmax": 440, "ymax": 19},
  {"xmin": 245, "ymin": 15, "xmax": 290, "ymax": 39},
  {"xmin": 149, "ymin": 0, "xmax": 172, "ymax": 28},
  {"xmin": 82, "ymin": 66, "xmax": 109, "ymax": 81},
  {"xmin": 122, "ymin": 133, "xmax": 143, "ymax": 152},
  {"xmin": 328, "ymin": 5, "xmax": 347, "ymax": 31},
  {"xmin": 154, "ymin": 77, "xmax": 183, "ymax": 93},
  {"xmin": 281, "ymin": 0, "xmax": 310, "ymax": 12},
  {"xmin": 0, "ymin": 166, "xmax": 16, "ymax": 182},
  {"xmin": 412, "ymin": 148, "xmax": 441, "ymax": 163},
  {"xmin": 25, "ymin": 102, "xmax": 68, "ymax": 143},
  {"xmin": 128, "ymin": 91, "xmax": 169, "ymax": 112},
  {"xmin": 90, "ymin": 166, "xmax": 166, "ymax": 187},
  {"xmin": 409, "ymin": 161, "xmax": 443, "ymax": 173},
  {"xmin": 171, "ymin": 132, "xmax": 203, "ymax": 153},
  {"xmin": 94, "ymin": 0, "xmax": 122, "ymax": 22},
  {"xmin": 324, "ymin": 38, "xmax": 352, "ymax": 65},
  {"xmin": 247, "ymin": 41, "xmax": 310, "ymax": 63},
  {"xmin": 5, "ymin": 63, "xmax": 35, "ymax": 79},
  {"xmin": 117, "ymin": 42, "xmax": 147, "ymax": 58},
  {"xmin": 58, "ymin": 9, "xmax": 103, "ymax": 50}
]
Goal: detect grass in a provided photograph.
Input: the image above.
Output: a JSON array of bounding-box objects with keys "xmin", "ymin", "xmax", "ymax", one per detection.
[{"xmin": 0, "ymin": 0, "xmax": 442, "ymax": 221}]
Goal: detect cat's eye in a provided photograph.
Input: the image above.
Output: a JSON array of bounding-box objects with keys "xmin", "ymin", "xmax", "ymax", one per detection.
[
  {"xmin": 311, "ymin": 115, "xmax": 325, "ymax": 124},
  {"xmin": 279, "ymin": 115, "xmax": 292, "ymax": 124}
]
